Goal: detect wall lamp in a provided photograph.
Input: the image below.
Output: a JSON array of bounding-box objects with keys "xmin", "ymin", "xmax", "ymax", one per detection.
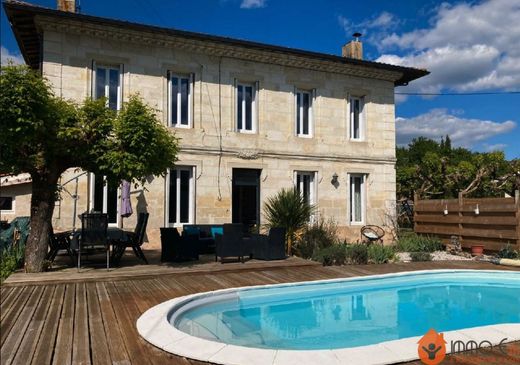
[
  {"xmin": 474, "ymin": 204, "xmax": 480, "ymax": 215},
  {"xmin": 443, "ymin": 204, "xmax": 449, "ymax": 215},
  {"xmin": 331, "ymin": 173, "xmax": 339, "ymax": 185}
]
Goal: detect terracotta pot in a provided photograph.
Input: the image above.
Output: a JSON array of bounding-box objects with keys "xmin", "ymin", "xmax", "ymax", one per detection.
[{"xmin": 471, "ymin": 245, "xmax": 485, "ymax": 256}]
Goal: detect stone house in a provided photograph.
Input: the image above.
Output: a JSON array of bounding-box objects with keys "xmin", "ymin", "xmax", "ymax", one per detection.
[{"xmin": 3, "ymin": 0, "xmax": 428, "ymax": 246}]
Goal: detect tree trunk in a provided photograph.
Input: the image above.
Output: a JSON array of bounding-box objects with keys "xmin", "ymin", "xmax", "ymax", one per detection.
[{"xmin": 24, "ymin": 172, "xmax": 59, "ymax": 272}]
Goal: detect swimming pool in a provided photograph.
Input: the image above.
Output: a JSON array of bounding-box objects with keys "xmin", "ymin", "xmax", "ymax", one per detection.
[{"xmin": 137, "ymin": 270, "xmax": 520, "ymax": 364}]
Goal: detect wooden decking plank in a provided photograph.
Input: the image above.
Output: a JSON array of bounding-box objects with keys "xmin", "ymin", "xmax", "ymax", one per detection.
[
  {"xmin": 95, "ymin": 282, "xmax": 131, "ymax": 365},
  {"xmin": 0, "ymin": 286, "xmax": 13, "ymax": 305},
  {"xmin": 52, "ymin": 284, "xmax": 75, "ymax": 365},
  {"xmin": 0, "ymin": 285, "xmax": 24, "ymax": 322},
  {"xmin": 0, "ymin": 285, "xmax": 33, "ymax": 340},
  {"xmin": 105, "ymin": 281, "xmax": 153, "ymax": 365},
  {"xmin": 12, "ymin": 285, "xmax": 55, "ymax": 365},
  {"xmin": 0, "ymin": 285, "xmax": 44, "ymax": 365},
  {"xmin": 31, "ymin": 284, "xmax": 65, "ymax": 365},
  {"xmin": 85, "ymin": 282, "xmax": 111, "ymax": 365},
  {"xmin": 72, "ymin": 282, "xmax": 91, "ymax": 365}
]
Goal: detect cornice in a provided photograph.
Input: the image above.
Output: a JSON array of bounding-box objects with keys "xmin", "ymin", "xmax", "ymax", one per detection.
[{"xmin": 35, "ymin": 16, "xmax": 402, "ymax": 83}]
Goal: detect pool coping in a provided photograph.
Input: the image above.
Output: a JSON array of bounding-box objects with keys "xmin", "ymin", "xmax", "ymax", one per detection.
[{"xmin": 136, "ymin": 269, "xmax": 520, "ymax": 365}]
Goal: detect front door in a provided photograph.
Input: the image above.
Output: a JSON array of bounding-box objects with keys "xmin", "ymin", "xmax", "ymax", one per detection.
[{"xmin": 232, "ymin": 169, "xmax": 261, "ymax": 228}]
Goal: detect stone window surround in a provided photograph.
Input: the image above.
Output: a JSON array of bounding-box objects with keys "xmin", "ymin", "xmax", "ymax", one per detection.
[
  {"xmin": 167, "ymin": 72, "xmax": 194, "ymax": 128},
  {"xmin": 0, "ymin": 196, "xmax": 15, "ymax": 214}
]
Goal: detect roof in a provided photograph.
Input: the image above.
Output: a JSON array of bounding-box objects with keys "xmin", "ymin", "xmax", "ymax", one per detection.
[{"xmin": 3, "ymin": 0, "xmax": 429, "ymax": 86}]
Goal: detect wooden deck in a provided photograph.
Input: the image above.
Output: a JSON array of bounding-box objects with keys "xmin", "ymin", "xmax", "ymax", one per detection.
[{"xmin": 1, "ymin": 260, "xmax": 519, "ymax": 365}]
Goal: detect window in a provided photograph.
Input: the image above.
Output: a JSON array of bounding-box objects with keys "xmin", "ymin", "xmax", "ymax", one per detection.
[
  {"xmin": 236, "ymin": 82, "xmax": 256, "ymax": 133},
  {"xmin": 167, "ymin": 167, "xmax": 195, "ymax": 225},
  {"xmin": 0, "ymin": 196, "xmax": 14, "ymax": 213},
  {"xmin": 90, "ymin": 174, "xmax": 119, "ymax": 225},
  {"xmin": 349, "ymin": 96, "xmax": 365, "ymax": 140},
  {"xmin": 295, "ymin": 171, "xmax": 316, "ymax": 206},
  {"xmin": 94, "ymin": 64, "xmax": 121, "ymax": 110},
  {"xmin": 349, "ymin": 174, "xmax": 366, "ymax": 224},
  {"xmin": 168, "ymin": 73, "xmax": 193, "ymax": 127},
  {"xmin": 295, "ymin": 90, "xmax": 313, "ymax": 137}
]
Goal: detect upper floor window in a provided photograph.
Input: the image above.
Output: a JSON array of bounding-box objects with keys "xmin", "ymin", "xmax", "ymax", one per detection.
[
  {"xmin": 349, "ymin": 174, "xmax": 366, "ymax": 224},
  {"xmin": 349, "ymin": 96, "xmax": 365, "ymax": 140},
  {"xmin": 95, "ymin": 64, "xmax": 121, "ymax": 110},
  {"xmin": 295, "ymin": 90, "xmax": 313, "ymax": 137},
  {"xmin": 236, "ymin": 82, "xmax": 257, "ymax": 133},
  {"xmin": 168, "ymin": 73, "xmax": 193, "ymax": 128}
]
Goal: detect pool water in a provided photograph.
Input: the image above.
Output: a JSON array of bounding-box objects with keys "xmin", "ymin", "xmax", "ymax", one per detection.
[{"xmin": 172, "ymin": 271, "xmax": 520, "ymax": 350}]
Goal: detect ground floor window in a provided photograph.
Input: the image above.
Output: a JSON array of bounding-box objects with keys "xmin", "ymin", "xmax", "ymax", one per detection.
[
  {"xmin": 0, "ymin": 196, "xmax": 14, "ymax": 213},
  {"xmin": 349, "ymin": 174, "xmax": 366, "ymax": 224},
  {"xmin": 90, "ymin": 174, "xmax": 119, "ymax": 225},
  {"xmin": 295, "ymin": 171, "xmax": 316, "ymax": 206},
  {"xmin": 167, "ymin": 166, "xmax": 195, "ymax": 225}
]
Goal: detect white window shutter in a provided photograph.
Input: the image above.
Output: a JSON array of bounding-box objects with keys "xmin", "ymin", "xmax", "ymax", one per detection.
[
  {"xmin": 118, "ymin": 64, "xmax": 124, "ymax": 111},
  {"xmin": 190, "ymin": 72, "xmax": 195, "ymax": 127},
  {"xmin": 311, "ymin": 88, "xmax": 316, "ymax": 136},
  {"xmin": 255, "ymin": 80, "xmax": 260, "ymax": 132}
]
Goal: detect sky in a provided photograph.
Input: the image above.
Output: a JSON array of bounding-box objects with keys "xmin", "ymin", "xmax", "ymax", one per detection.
[{"xmin": 1, "ymin": 0, "xmax": 519, "ymax": 159}]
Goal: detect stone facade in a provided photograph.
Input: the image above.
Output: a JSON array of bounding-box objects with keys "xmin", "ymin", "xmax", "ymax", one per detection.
[{"xmin": 6, "ymin": 11, "xmax": 418, "ymax": 247}]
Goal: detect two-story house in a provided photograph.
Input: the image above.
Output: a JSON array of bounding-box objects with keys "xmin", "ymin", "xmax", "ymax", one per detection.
[{"xmin": 3, "ymin": 0, "xmax": 428, "ymax": 246}]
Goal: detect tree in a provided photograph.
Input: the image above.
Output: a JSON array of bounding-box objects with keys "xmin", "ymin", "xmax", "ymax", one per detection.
[
  {"xmin": 396, "ymin": 136, "xmax": 515, "ymax": 200},
  {"xmin": 263, "ymin": 188, "xmax": 315, "ymax": 255},
  {"xmin": 0, "ymin": 65, "xmax": 179, "ymax": 272}
]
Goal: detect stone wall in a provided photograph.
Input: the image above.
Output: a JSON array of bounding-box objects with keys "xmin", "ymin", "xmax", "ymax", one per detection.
[{"xmin": 34, "ymin": 23, "xmax": 397, "ymax": 246}]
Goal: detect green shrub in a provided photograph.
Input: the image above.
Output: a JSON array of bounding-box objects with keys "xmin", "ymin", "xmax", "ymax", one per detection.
[
  {"xmin": 312, "ymin": 244, "xmax": 348, "ymax": 266},
  {"xmin": 0, "ymin": 243, "xmax": 25, "ymax": 282},
  {"xmin": 496, "ymin": 244, "xmax": 519, "ymax": 259},
  {"xmin": 346, "ymin": 243, "xmax": 368, "ymax": 264},
  {"xmin": 294, "ymin": 219, "xmax": 338, "ymax": 259},
  {"xmin": 410, "ymin": 251, "xmax": 432, "ymax": 262},
  {"xmin": 368, "ymin": 244, "xmax": 395, "ymax": 264},
  {"xmin": 396, "ymin": 233, "xmax": 442, "ymax": 252}
]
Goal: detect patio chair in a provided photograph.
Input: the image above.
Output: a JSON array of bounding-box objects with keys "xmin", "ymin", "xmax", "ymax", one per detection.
[
  {"xmin": 46, "ymin": 227, "xmax": 75, "ymax": 266},
  {"xmin": 160, "ymin": 227, "xmax": 198, "ymax": 262},
  {"xmin": 215, "ymin": 223, "xmax": 246, "ymax": 263},
  {"xmin": 78, "ymin": 213, "xmax": 109, "ymax": 271},
  {"xmin": 111, "ymin": 212, "xmax": 149, "ymax": 265},
  {"xmin": 251, "ymin": 227, "xmax": 287, "ymax": 260},
  {"xmin": 361, "ymin": 225, "xmax": 385, "ymax": 244}
]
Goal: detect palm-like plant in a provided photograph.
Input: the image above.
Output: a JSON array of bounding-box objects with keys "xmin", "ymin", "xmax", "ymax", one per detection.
[{"xmin": 263, "ymin": 188, "xmax": 315, "ymax": 255}]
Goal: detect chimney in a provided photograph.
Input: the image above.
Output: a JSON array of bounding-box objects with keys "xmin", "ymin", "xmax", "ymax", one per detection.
[
  {"xmin": 342, "ymin": 32, "xmax": 363, "ymax": 60},
  {"xmin": 57, "ymin": 0, "xmax": 77, "ymax": 12}
]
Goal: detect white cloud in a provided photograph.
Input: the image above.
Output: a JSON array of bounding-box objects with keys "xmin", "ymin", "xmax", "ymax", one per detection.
[
  {"xmin": 396, "ymin": 109, "xmax": 516, "ymax": 148},
  {"xmin": 240, "ymin": 0, "xmax": 266, "ymax": 9},
  {"xmin": 482, "ymin": 143, "xmax": 507, "ymax": 152},
  {"xmin": 1, "ymin": 46, "xmax": 24, "ymax": 66},
  {"xmin": 376, "ymin": 0, "xmax": 520, "ymax": 92},
  {"xmin": 338, "ymin": 11, "xmax": 399, "ymax": 37}
]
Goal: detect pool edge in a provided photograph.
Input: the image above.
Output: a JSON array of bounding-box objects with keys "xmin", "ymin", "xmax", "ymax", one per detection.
[{"xmin": 136, "ymin": 269, "xmax": 520, "ymax": 365}]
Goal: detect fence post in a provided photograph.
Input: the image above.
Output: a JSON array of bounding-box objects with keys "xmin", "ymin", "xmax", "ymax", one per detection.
[
  {"xmin": 515, "ymin": 190, "xmax": 520, "ymax": 250},
  {"xmin": 413, "ymin": 192, "xmax": 418, "ymax": 234},
  {"xmin": 458, "ymin": 192, "xmax": 464, "ymax": 246}
]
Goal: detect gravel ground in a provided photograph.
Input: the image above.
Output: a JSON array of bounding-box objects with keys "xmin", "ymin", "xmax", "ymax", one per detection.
[{"xmin": 397, "ymin": 250, "xmax": 474, "ymax": 262}]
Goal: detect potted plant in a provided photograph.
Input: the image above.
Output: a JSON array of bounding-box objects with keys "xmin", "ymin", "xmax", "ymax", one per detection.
[{"xmin": 471, "ymin": 244, "xmax": 485, "ymax": 256}]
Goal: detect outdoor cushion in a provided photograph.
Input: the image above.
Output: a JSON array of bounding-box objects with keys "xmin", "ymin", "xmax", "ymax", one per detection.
[
  {"xmin": 184, "ymin": 226, "xmax": 200, "ymax": 236},
  {"xmin": 211, "ymin": 226, "xmax": 223, "ymax": 238}
]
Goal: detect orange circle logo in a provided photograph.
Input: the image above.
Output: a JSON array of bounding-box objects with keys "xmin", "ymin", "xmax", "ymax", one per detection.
[{"xmin": 418, "ymin": 328, "xmax": 446, "ymax": 365}]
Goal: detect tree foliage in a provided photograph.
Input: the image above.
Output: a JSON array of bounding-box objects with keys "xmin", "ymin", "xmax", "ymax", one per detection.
[
  {"xmin": 0, "ymin": 65, "xmax": 179, "ymax": 272},
  {"xmin": 397, "ymin": 136, "xmax": 519, "ymax": 199}
]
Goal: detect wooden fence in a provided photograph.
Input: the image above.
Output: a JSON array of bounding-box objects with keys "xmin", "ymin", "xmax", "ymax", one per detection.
[{"xmin": 414, "ymin": 191, "xmax": 520, "ymax": 251}]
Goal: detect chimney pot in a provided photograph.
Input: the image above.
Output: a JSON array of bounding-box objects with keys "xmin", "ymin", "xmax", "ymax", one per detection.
[
  {"xmin": 342, "ymin": 32, "xmax": 363, "ymax": 60},
  {"xmin": 57, "ymin": 0, "xmax": 76, "ymax": 12}
]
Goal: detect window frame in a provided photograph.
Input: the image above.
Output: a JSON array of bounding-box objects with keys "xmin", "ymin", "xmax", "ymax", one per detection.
[
  {"xmin": 88, "ymin": 174, "xmax": 121, "ymax": 227},
  {"xmin": 349, "ymin": 173, "xmax": 367, "ymax": 225},
  {"xmin": 0, "ymin": 196, "xmax": 15, "ymax": 214},
  {"xmin": 349, "ymin": 96, "xmax": 365, "ymax": 141},
  {"xmin": 168, "ymin": 72, "xmax": 193, "ymax": 128},
  {"xmin": 93, "ymin": 63, "xmax": 123, "ymax": 111},
  {"xmin": 235, "ymin": 81, "xmax": 257, "ymax": 134},
  {"xmin": 294, "ymin": 171, "xmax": 317, "ymax": 206},
  {"xmin": 295, "ymin": 89, "xmax": 314, "ymax": 138},
  {"xmin": 166, "ymin": 166, "xmax": 195, "ymax": 227}
]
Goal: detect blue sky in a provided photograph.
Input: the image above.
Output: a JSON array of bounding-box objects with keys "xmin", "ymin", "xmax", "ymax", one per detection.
[{"xmin": 1, "ymin": 0, "xmax": 519, "ymax": 159}]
